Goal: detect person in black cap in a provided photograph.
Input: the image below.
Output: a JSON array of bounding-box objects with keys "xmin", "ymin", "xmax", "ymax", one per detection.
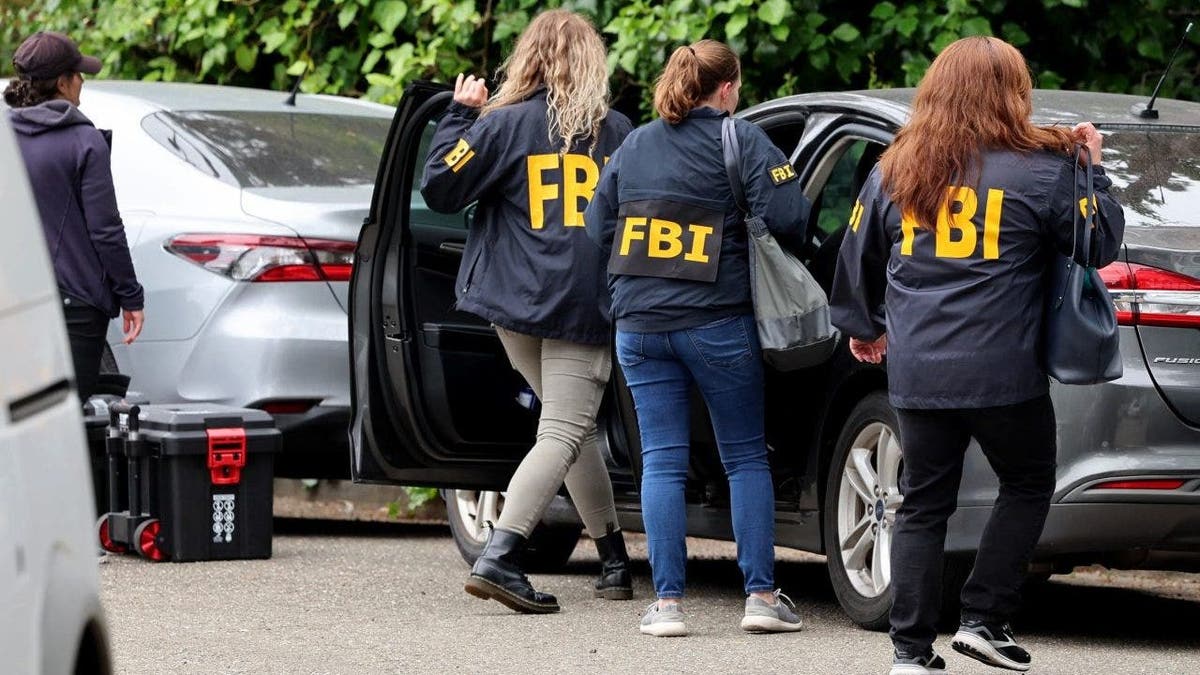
[{"xmin": 5, "ymin": 32, "xmax": 145, "ymax": 402}]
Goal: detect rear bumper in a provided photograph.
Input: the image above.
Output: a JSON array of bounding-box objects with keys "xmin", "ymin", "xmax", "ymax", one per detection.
[
  {"xmin": 947, "ymin": 501, "xmax": 1200, "ymax": 557},
  {"xmin": 111, "ymin": 282, "xmax": 351, "ymax": 411}
]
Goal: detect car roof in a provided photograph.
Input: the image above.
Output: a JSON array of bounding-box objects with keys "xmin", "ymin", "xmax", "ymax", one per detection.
[
  {"xmin": 757, "ymin": 88, "xmax": 1200, "ymax": 128},
  {"xmin": 83, "ymin": 80, "xmax": 394, "ymax": 118}
]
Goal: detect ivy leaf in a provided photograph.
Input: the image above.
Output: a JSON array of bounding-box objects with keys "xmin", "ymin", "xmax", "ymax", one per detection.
[
  {"xmin": 932, "ymin": 30, "xmax": 959, "ymax": 53},
  {"xmin": 619, "ymin": 48, "xmax": 639, "ymax": 74},
  {"xmin": 756, "ymin": 0, "xmax": 789, "ymax": 26},
  {"xmin": 810, "ymin": 49, "xmax": 830, "ymax": 72},
  {"xmin": 961, "ymin": 17, "xmax": 992, "ymax": 36},
  {"xmin": 1001, "ymin": 22, "xmax": 1030, "ymax": 47},
  {"xmin": 1137, "ymin": 37, "xmax": 1164, "ymax": 61},
  {"xmin": 831, "ymin": 23, "xmax": 861, "ymax": 42},
  {"xmin": 771, "ymin": 23, "xmax": 790, "ymax": 42},
  {"xmin": 286, "ymin": 59, "xmax": 308, "ymax": 76},
  {"xmin": 337, "ymin": 4, "xmax": 357, "ymax": 30},
  {"xmin": 361, "ymin": 48, "xmax": 383, "ymax": 74},
  {"xmin": 373, "ymin": 0, "xmax": 408, "ymax": 35},
  {"xmin": 870, "ymin": 2, "xmax": 897, "ymax": 20},
  {"xmin": 726, "ymin": 12, "xmax": 750, "ymax": 39},
  {"xmin": 262, "ymin": 31, "xmax": 287, "ymax": 53},
  {"xmin": 895, "ymin": 15, "xmax": 919, "ymax": 38},
  {"xmin": 234, "ymin": 44, "xmax": 257, "ymax": 72}
]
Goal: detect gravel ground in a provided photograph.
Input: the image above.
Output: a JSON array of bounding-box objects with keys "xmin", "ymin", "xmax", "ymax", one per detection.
[{"xmin": 99, "ymin": 519, "xmax": 1200, "ymax": 675}]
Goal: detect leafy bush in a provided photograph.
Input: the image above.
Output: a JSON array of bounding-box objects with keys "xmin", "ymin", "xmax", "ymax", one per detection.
[{"xmin": 3, "ymin": 1, "xmax": 1193, "ymax": 121}]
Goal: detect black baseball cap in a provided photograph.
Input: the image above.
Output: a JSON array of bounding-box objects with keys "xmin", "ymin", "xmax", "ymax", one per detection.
[{"xmin": 12, "ymin": 31, "xmax": 102, "ymax": 80}]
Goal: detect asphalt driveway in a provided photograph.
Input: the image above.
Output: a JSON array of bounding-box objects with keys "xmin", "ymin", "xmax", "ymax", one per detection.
[{"xmin": 98, "ymin": 519, "xmax": 1200, "ymax": 674}]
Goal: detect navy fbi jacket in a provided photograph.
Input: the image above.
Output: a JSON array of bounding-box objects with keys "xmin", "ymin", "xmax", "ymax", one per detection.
[
  {"xmin": 420, "ymin": 92, "xmax": 632, "ymax": 345},
  {"xmin": 584, "ymin": 107, "xmax": 810, "ymax": 333},
  {"xmin": 831, "ymin": 150, "xmax": 1126, "ymax": 409}
]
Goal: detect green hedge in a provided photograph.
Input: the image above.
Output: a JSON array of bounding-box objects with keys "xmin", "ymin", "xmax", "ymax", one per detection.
[{"xmin": 2, "ymin": 0, "xmax": 1195, "ymax": 120}]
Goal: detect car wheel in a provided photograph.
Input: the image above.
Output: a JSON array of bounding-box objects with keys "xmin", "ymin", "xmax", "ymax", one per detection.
[
  {"xmin": 823, "ymin": 391, "xmax": 902, "ymax": 631},
  {"xmin": 443, "ymin": 489, "xmax": 581, "ymax": 573}
]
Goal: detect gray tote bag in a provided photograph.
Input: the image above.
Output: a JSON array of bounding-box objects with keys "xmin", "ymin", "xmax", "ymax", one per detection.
[{"xmin": 721, "ymin": 118, "xmax": 839, "ymax": 370}]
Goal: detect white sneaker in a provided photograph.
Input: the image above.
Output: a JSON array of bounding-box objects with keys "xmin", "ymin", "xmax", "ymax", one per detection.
[{"xmin": 639, "ymin": 601, "xmax": 687, "ymax": 637}]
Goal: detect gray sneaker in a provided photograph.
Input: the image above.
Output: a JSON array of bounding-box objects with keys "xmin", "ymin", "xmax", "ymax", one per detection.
[
  {"xmin": 741, "ymin": 590, "xmax": 803, "ymax": 633},
  {"xmin": 639, "ymin": 601, "xmax": 687, "ymax": 637}
]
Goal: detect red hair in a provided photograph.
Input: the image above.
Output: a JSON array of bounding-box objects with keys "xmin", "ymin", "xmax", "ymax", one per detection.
[{"xmin": 880, "ymin": 36, "xmax": 1074, "ymax": 231}]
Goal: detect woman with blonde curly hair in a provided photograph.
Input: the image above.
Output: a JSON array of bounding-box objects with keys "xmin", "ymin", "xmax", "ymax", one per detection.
[{"xmin": 420, "ymin": 9, "xmax": 633, "ymax": 615}]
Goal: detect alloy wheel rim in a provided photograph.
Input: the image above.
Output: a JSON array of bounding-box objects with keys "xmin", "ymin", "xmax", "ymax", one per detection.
[
  {"xmin": 454, "ymin": 490, "xmax": 505, "ymax": 544},
  {"xmin": 836, "ymin": 421, "xmax": 903, "ymax": 599}
]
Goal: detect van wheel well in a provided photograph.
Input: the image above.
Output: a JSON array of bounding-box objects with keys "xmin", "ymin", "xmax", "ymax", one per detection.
[{"xmin": 73, "ymin": 619, "xmax": 111, "ymax": 675}]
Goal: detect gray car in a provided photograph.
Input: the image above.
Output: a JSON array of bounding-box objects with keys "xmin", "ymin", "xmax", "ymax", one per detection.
[
  {"xmin": 69, "ymin": 81, "xmax": 394, "ymax": 476},
  {"xmin": 349, "ymin": 82, "xmax": 1200, "ymax": 628}
]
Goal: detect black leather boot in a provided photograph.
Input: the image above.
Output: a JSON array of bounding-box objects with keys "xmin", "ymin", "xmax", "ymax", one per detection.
[
  {"xmin": 464, "ymin": 527, "xmax": 560, "ymax": 614},
  {"xmin": 593, "ymin": 524, "xmax": 633, "ymax": 600}
]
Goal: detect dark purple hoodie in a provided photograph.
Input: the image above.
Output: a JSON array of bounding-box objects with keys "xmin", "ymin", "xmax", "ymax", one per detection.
[{"xmin": 8, "ymin": 99, "xmax": 143, "ymax": 318}]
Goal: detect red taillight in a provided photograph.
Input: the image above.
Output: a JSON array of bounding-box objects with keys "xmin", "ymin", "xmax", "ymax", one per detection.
[
  {"xmin": 165, "ymin": 234, "xmax": 355, "ymax": 282},
  {"xmin": 1090, "ymin": 479, "xmax": 1187, "ymax": 491},
  {"xmin": 1098, "ymin": 262, "xmax": 1200, "ymax": 328}
]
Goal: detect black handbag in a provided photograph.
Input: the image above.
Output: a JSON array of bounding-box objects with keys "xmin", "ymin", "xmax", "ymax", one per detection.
[{"xmin": 1042, "ymin": 146, "xmax": 1122, "ymax": 384}]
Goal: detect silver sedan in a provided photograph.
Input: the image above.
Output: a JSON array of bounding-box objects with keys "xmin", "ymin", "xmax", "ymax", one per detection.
[{"xmin": 80, "ymin": 81, "xmax": 394, "ymax": 476}]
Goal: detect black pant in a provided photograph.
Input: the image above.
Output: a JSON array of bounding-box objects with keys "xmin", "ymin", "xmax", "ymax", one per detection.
[
  {"xmin": 63, "ymin": 296, "xmax": 110, "ymax": 403},
  {"xmin": 890, "ymin": 395, "xmax": 1057, "ymax": 655}
]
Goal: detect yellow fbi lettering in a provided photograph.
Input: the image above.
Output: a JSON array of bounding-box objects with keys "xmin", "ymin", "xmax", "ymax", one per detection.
[
  {"xmin": 526, "ymin": 153, "xmax": 604, "ymax": 229},
  {"xmin": 619, "ymin": 217, "xmax": 715, "ymax": 263},
  {"xmin": 900, "ymin": 186, "xmax": 1004, "ymax": 260},
  {"xmin": 443, "ymin": 138, "xmax": 475, "ymax": 173}
]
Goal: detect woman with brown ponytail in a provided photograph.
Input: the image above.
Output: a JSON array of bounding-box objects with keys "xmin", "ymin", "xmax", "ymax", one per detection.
[{"xmin": 585, "ymin": 40, "xmax": 810, "ymax": 637}]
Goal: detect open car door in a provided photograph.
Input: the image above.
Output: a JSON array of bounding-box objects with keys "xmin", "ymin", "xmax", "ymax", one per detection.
[{"xmin": 350, "ymin": 82, "xmax": 535, "ymax": 489}]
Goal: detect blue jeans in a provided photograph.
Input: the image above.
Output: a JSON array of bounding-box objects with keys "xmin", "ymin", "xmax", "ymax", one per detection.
[{"xmin": 616, "ymin": 314, "xmax": 775, "ymax": 599}]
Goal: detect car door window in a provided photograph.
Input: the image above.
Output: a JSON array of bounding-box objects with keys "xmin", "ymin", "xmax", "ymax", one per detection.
[
  {"xmin": 412, "ymin": 120, "xmax": 470, "ymax": 231},
  {"xmin": 815, "ymin": 140, "xmax": 876, "ymax": 236}
]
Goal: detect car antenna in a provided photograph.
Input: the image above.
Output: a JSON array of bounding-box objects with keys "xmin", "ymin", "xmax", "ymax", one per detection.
[
  {"xmin": 1132, "ymin": 21, "xmax": 1193, "ymax": 119},
  {"xmin": 283, "ymin": 64, "xmax": 309, "ymax": 107}
]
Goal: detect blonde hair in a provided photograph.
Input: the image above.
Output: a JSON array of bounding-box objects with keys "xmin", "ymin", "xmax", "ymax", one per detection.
[
  {"xmin": 483, "ymin": 9, "xmax": 610, "ymax": 153},
  {"xmin": 653, "ymin": 40, "xmax": 740, "ymax": 125}
]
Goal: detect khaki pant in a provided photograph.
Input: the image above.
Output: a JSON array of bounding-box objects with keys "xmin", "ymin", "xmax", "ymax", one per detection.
[{"xmin": 494, "ymin": 327, "xmax": 620, "ymax": 539}]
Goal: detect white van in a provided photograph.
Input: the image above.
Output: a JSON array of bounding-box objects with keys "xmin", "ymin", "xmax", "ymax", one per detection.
[{"xmin": 0, "ymin": 112, "xmax": 112, "ymax": 673}]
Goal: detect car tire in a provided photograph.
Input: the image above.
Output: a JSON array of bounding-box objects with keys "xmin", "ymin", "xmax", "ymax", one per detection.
[
  {"xmin": 443, "ymin": 489, "xmax": 581, "ymax": 573},
  {"xmin": 823, "ymin": 391, "xmax": 902, "ymax": 631}
]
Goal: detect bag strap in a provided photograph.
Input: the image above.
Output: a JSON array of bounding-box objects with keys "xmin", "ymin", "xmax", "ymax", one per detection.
[
  {"xmin": 721, "ymin": 117, "xmax": 768, "ymax": 237},
  {"xmin": 721, "ymin": 117, "xmax": 749, "ymax": 213},
  {"xmin": 1071, "ymin": 144, "xmax": 1098, "ymax": 268}
]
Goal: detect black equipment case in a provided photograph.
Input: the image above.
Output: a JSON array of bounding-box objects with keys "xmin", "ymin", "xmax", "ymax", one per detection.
[{"xmin": 97, "ymin": 403, "xmax": 280, "ymax": 562}]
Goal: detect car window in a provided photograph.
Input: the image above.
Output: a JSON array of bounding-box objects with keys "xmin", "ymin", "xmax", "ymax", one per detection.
[
  {"xmin": 1101, "ymin": 129, "xmax": 1200, "ymax": 227},
  {"xmin": 815, "ymin": 139, "xmax": 887, "ymax": 236},
  {"xmin": 142, "ymin": 111, "xmax": 390, "ymax": 188},
  {"xmin": 411, "ymin": 119, "xmax": 469, "ymax": 230}
]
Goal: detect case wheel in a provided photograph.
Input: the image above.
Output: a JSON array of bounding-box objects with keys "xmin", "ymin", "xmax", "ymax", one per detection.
[
  {"xmin": 134, "ymin": 518, "xmax": 168, "ymax": 562},
  {"xmin": 96, "ymin": 515, "xmax": 127, "ymax": 554}
]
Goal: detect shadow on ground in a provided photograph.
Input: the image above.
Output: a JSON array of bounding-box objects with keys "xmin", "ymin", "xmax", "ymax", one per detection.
[{"xmin": 273, "ymin": 517, "xmax": 1199, "ymax": 651}]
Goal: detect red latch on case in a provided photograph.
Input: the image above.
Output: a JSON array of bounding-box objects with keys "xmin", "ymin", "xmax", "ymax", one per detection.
[{"xmin": 207, "ymin": 428, "xmax": 247, "ymax": 485}]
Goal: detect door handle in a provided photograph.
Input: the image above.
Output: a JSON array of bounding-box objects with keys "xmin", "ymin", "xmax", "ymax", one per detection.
[{"xmin": 439, "ymin": 241, "xmax": 466, "ymax": 255}]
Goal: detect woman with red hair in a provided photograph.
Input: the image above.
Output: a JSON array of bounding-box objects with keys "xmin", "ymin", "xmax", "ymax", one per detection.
[{"xmin": 832, "ymin": 37, "xmax": 1125, "ymax": 674}]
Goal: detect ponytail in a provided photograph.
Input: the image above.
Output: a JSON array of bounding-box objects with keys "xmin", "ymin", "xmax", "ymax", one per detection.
[
  {"xmin": 3, "ymin": 76, "xmax": 59, "ymax": 108},
  {"xmin": 653, "ymin": 39, "xmax": 740, "ymax": 125}
]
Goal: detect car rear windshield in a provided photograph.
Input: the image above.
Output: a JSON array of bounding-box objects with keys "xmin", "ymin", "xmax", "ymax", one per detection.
[
  {"xmin": 142, "ymin": 111, "xmax": 391, "ymax": 188},
  {"xmin": 1103, "ymin": 128, "xmax": 1200, "ymax": 227}
]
